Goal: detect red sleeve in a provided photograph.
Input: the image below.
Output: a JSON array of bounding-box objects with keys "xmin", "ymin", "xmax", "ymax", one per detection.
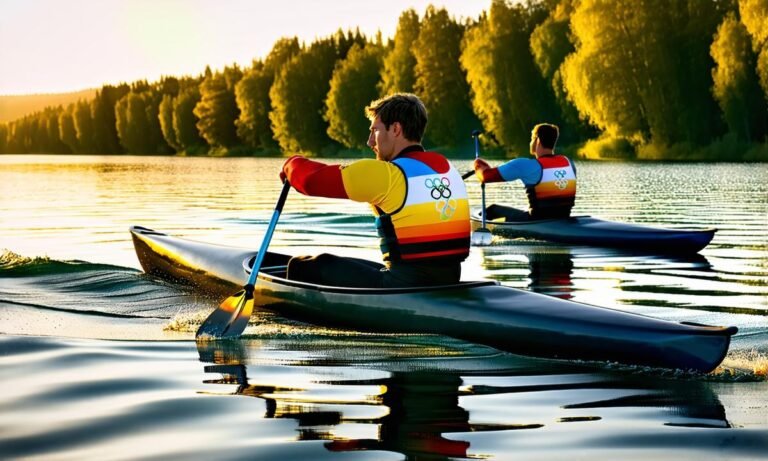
[
  {"xmin": 283, "ymin": 156, "xmax": 348, "ymax": 198},
  {"xmin": 481, "ymin": 167, "xmax": 504, "ymax": 183}
]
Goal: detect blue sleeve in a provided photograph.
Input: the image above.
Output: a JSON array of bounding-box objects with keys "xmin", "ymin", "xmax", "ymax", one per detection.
[{"xmin": 497, "ymin": 158, "xmax": 542, "ymax": 186}]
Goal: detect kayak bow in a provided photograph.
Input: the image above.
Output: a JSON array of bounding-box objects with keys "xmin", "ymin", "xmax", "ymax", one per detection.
[{"xmin": 130, "ymin": 225, "xmax": 735, "ymax": 372}]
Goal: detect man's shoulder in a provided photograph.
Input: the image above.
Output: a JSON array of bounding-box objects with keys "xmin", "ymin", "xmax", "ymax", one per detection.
[
  {"xmin": 344, "ymin": 158, "xmax": 400, "ymax": 177},
  {"xmin": 503, "ymin": 157, "xmax": 540, "ymax": 169},
  {"xmin": 497, "ymin": 157, "xmax": 541, "ymax": 183},
  {"xmin": 397, "ymin": 151, "xmax": 451, "ymax": 174}
]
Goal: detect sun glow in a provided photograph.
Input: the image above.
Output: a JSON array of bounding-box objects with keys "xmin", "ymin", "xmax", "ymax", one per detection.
[{"xmin": 0, "ymin": 0, "xmax": 489, "ymax": 95}]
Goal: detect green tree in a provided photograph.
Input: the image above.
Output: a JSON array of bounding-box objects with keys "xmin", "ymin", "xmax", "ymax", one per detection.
[
  {"xmin": 739, "ymin": 0, "xmax": 768, "ymax": 102},
  {"xmin": 90, "ymin": 84, "xmax": 129, "ymax": 154},
  {"xmin": 5, "ymin": 122, "xmax": 22, "ymax": 154},
  {"xmin": 711, "ymin": 13, "xmax": 767, "ymax": 142},
  {"xmin": 235, "ymin": 38, "xmax": 300, "ymax": 151},
  {"xmin": 58, "ymin": 103, "xmax": 80, "ymax": 153},
  {"xmin": 529, "ymin": 0, "xmax": 589, "ymax": 143},
  {"xmin": 0, "ymin": 123, "xmax": 7, "ymax": 154},
  {"xmin": 144, "ymin": 89, "xmax": 170, "ymax": 153},
  {"xmin": 42, "ymin": 107, "xmax": 69, "ymax": 153},
  {"xmin": 379, "ymin": 9, "xmax": 420, "ymax": 94},
  {"xmin": 235, "ymin": 63, "xmax": 273, "ymax": 149},
  {"xmin": 194, "ymin": 65, "xmax": 243, "ymax": 149},
  {"xmin": 561, "ymin": 0, "xmax": 724, "ymax": 146},
  {"xmin": 7, "ymin": 115, "xmax": 35, "ymax": 153},
  {"xmin": 115, "ymin": 92, "xmax": 149, "ymax": 154},
  {"xmin": 159, "ymin": 94, "xmax": 180, "ymax": 152},
  {"xmin": 115, "ymin": 91, "xmax": 169, "ymax": 154},
  {"xmin": 73, "ymin": 99, "xmax": 96, "ymax": 153},
  {"xmin": 270, "ymin": 33, "xmax": 363, "ymax": 155},
  {"xmin": 413, "ymin": 5, "xmax": 479, "ymax": 149},
  {"xmin": 173, "ymin": 85, "xmax": 207, "ymax": 152},
  {"xmin": 462, "ymin": 0, "xmax": 557, "ymax": 149},
  {"xmin": 326, "ymin": 43, "xmax": 384, "ymax": 149}
]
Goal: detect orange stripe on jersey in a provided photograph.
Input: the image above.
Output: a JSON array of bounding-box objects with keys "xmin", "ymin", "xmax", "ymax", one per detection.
[
  {"xmin": 535, "ymin": 180, "xmax": 576, "ymax": 198},
  {"xmin": 394, "ymin": 219, "xmax": 470, "ymax": 239},
  {"xmin": 398, "ymin": 231, "xmax": 471, "ymax": 245},
  {"xmin": 401, "ymin": 248, "xmax": 469, "ymax": 260}
]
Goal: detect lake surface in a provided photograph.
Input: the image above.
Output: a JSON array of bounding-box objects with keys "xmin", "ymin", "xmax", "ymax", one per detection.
[{"xmin": 1, "ymin": 155, "xmax": 767, "ymax": 460}]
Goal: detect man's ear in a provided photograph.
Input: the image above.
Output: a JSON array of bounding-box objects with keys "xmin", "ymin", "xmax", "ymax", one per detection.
[{"xmin": 391, "ymin": 121, "xmax": 403, "ymax": 138}]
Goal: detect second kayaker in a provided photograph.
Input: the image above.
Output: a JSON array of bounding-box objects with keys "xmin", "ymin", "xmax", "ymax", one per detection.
[
  {"xmin": 280, "ymin": 93, "xmax": 471, "ymax": 288},
  {"xmin": 473, "ymin": 123, "xmax": 577, "ymax": 221}
]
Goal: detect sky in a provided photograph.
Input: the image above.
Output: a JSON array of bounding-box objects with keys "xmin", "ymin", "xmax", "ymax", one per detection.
[{"xmin": 0, "ymin": 0, "xmax": 491, "ymax": 95}]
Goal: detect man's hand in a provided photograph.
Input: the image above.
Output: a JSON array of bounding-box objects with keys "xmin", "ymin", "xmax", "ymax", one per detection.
[
  {"xmin": 280, "ymin": 155, "xmax": 303, "ymax": 182},
  {"xmin": 473, "ymin": 158, "xmax": 490, "ymax": 183}
]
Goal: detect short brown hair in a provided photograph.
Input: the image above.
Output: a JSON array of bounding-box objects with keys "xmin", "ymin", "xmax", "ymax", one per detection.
[
  {"xmin": 365, "ymin": 93, "xmax": 427, "ymax": 142},
  {"xmin": 532, "ymin": 123, "xmax": 559, "ymax": 149}
]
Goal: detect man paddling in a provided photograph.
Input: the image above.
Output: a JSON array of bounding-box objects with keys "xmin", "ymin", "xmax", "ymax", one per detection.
[
  {"xmin": 473, "ymin": 123, "xmax": 577, "ymax": 220},
  {"xmin": 280, "ymin": 93, "xmax": 471, "ymax": 288}
]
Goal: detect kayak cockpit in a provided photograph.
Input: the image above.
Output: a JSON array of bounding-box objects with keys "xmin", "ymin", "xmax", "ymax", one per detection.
[{"xmin": 242, "ymin": 254, "xmax": 499, "ymax": 294}]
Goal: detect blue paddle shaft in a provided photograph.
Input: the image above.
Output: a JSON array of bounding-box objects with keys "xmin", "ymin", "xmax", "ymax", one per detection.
[
  {"xmin": 245, "ymin": 180, "xmax": 291, "ymax": 289},
  {"xmin": 473, "ymin": 132, "xmax": 487, "ymax": 229}
]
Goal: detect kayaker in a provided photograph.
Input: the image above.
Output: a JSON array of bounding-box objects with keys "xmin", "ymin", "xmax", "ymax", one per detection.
[
  {"xmin": 280, "ymin": 93, "xmax": 471, "ymax": 288},
  {"xmin": 473, "ymin": 123, "xmax": 577, "ymax": 220}
]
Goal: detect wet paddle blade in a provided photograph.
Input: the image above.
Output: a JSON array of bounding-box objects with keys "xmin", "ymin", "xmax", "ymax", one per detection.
[
  {"xmin": 194, "ymin": 181, "xmax": 291, "ymax": 340},
  {"xmin": 223, "ymin": 294, "xmax": 255, "ymax": 338},
  {"xmin": 471, "ymin": 228, "xmax": 493, "ymax": 246},
  {"xmin": 196, "ymin": 290, "xmax": 254, "ymax": 338}
]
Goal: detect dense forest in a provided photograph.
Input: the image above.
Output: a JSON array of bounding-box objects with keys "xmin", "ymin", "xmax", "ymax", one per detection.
[{"xmin": 1, "ymin": 0, "xmax": 766, "ymax": 161}]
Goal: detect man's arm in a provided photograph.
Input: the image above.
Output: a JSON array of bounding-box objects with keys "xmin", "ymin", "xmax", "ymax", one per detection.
[
  {"xmin": 281, "ymin": 156, "xmax": 347, "ymax": 198},
  {"xmin": 282, "ymin": 156, "xmax": 405, "ymax": 211},
  {"xmin": 473, "ymin": 158, "xmax": 504, "ymax": 183}
]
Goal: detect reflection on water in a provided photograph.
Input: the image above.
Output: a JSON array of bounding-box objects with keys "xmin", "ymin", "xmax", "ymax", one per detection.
[
  {"xmin": 196, "ymin": 339, "xmax": 744, "ymax": 460},
  {"xmin": 526, "ymin": 247, "xmax": 575, "ymax": 300}
]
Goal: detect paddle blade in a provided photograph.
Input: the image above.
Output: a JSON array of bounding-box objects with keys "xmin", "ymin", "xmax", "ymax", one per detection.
[
  {"xmin": 196, "ymin": 290, "xmax": 254, "ymax": 339},
  {"xmin": 471, "ymin": 228, "xmax": 493, "ymax": 246}
]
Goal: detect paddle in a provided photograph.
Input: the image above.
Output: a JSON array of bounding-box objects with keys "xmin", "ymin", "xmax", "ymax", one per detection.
[
  {"xmin": 470, "ymin": 130, "xmax": 493, "ymax": 246},
  {"xmin": 196, "ymin": 180, "xmax": 291, "ymax": 339}
]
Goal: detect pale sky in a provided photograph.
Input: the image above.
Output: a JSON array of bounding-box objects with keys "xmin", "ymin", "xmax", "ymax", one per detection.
[{"xmin": 0, "ymin": 0, "xmax": 491, "ymax": 95}]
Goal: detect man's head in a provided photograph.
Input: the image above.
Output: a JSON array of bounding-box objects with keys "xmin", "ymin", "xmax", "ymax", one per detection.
[
  {"xmin": 366, "ymin": 93, "xmax": 427, "ymax": 161},
  {"xmin": 529, "ymin": 123, "xmax": 559, "ymax": 157}
]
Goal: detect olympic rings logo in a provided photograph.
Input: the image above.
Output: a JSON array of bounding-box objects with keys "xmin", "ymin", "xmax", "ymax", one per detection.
[
  {"xmin": 425, "ymin": 177, "xmax": 451, "ymax": 200},
  {"xmin": 436, "ymin": 198, "xmax": 457, "ymax": 221},
  {"xmin": 553, "ymin": 169, "xmax": 569, "ymax": 190}
]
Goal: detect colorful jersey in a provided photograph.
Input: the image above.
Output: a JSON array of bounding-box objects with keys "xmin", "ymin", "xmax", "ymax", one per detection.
[
  {"xmin": 375, "ymin": 151, "xmax": 470, "ymax": 262},
  {"xmin": 525, "ymin": 155, "xmax": 576, "ymax": 217},
  {"xmin": 281, "ymin": 147, "xmax": 470, "ymax": 263}
]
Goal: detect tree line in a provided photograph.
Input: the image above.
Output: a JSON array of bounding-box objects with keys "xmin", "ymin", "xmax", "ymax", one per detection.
[{"xmin": 1, "ymin": 0, "xmax": 766, "ymax": 161}]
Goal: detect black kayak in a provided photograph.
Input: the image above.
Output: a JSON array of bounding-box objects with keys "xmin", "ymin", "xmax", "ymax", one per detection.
[
  {"xmin": 130, "ymin": 225, "xmax": 736, "ymax": 372},
  {"xmin": 471, "ymin": 204, "xmax": 716, "ymax": 254}
]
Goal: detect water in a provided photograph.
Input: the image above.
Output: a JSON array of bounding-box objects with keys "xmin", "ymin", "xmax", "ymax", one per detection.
[{"xmin": 1, "ymin": 155, "xmax": 767, "ymax": 460}]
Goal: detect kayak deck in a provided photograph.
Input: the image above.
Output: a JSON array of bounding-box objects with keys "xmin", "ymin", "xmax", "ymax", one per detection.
[
  {"xmin": 472, "ymin": 204, "xmax": 716, "ymax": 253},
  {"xmin": 130, "ymin": 225, "xmax": 736, "ymax": 372}
]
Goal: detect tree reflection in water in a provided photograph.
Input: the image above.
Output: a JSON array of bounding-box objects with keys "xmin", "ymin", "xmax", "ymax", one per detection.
[{"xmin": 197, "ymin": 338, "xmax": 730, "ymax": 460}]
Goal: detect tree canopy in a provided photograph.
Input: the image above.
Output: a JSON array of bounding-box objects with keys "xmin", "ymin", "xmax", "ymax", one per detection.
[{"xmin": 1, "ymin": 1, "xmax": 765, "ymax": 161}]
